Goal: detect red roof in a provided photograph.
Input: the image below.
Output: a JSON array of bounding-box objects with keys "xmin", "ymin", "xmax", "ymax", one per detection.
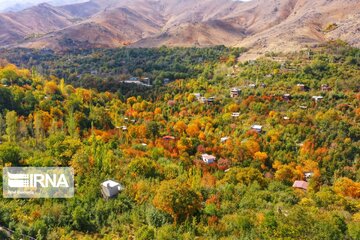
[
  {"xmin": 292, "ymin": 180, "xmax": 309, "ymax": 190},
  {"xmin": 163, "ymin": 136, "xmax": 175, "ymax": 140}
]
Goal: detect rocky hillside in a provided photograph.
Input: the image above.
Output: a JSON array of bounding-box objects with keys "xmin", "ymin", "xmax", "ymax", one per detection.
[{"xmin": 0, "ymin": 0, "xmax": 359, "ymax": 55}]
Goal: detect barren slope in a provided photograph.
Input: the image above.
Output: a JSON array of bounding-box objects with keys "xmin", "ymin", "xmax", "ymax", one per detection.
[{"xmin": 0, "ymin": 0, "xmax": 359, "ymax": 55}]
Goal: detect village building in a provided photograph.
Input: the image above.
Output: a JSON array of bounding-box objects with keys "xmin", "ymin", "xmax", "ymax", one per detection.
[
  {"xmin": 283, "ymin": 94, "xmax": 291, "ymax": 101},
  {"xmin": 251, "ymin": 125, "xmax": 263, "ymax": 133},
  {"xmin": 163, "ymin": 135, "xmax": 175, "ymax": 140},
  {"xmin": 163, "ymin": 78, "xmax": 170, "ymax": 84},
  {"xmin": 201, "ymin": 154, "xmax": 216, "ymax": 164},
  {"xmin": 199, "ymin": 97, "xmax": 207, "ymax": 104},
  {"xmin": 292, "ymin": 180, "xmax": 309, "ymax": 190},
  {"xmin": 101, "ymin": 180, "xmax": 124, "ymax": 199},
  {"xmin": 207, "ymin": 97, "xmax": 215, "ymax": 103},
  {"xmin": 321, "ymin": 84, "xmax": 331, "ymax": 91},
  {"xmin": 230, "ymin": 88, "xmax": 240, "ymax": 98},
  {"xmin": 297, "ymin": 84, "xmax": 309, "ymax": 91},
  {"xmin": 193, "ymin": 93, "xmax": 201, "ymax": 100},
  {"xmin": 304, "ymin": 172, "xmax": 314, "ymax": 181},
  {"xmin": 129, "ymin": 77, "xmax": 139, "ymax": 82},
  {"xmin": 232, "ymin": 112, "xmax": 240, "ymax": 117},
  {"xmin": 312, "ymin": 96, "xmax": 324, "ymax": 102}
]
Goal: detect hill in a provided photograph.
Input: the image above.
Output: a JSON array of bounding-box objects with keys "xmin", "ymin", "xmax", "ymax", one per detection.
[{"xmin": 0, "ymin": 0, "xmax": 359, "ymax": 55}]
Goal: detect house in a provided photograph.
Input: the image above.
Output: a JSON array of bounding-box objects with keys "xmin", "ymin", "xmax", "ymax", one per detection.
[
  {"xmin": 220, "ymin": 137, "xmax": 230, "ymax": 143},
  {"xmin": 129, "ymin": 77, "xmax": 139, "ymax": 82},
  {"xmin": 297, "ymin": 84, "xmax": 305, "ymax": 90},
  {"xmin": 299, "ymin": 105, "xmax": 308, "ymax": 109},
  {"xmin": 230, "ymin": 88, "xmax": 240, "ymax": 98},
  {"xmin": 283, "ymin": 94, "xmax": 291, "ymax": 101},
  {"xmin": 163, "ymin": 78, "xmax": 170, "ymax": 84},
  {"xmin": 200, "ymin": 97, "xmax": 215, "ymax": 104},
  {"xmin": 168, "ymin": 100, "xmax": 176, "ymax": 106},
  {"xmin": 297, "ymin": 83, "xmax": 310, "ymax": 91},
  {"xmin": 202, "ymin": 154, "xmax": 216, "ymax": 164},
  {"xmin": 249, "ymin": 83, "xmax": 256, "ymax": 88},
  {"xmin": 193, "ymin": 93, "xmax": 201, "ymax": 100},
  {"xmin": 312, "ymin": 96, "xmax": 324, "ymax": 102},
  {"xmin": 321, "ymin": 84, "xmax": 331, "ymax": 91},
  {"xmin": 232, "ymin": 112, "xmax": 240, "ymax": 117},
  {"xmin": 163, "ymin": 135, "xmax": 175, "ymax": 140},
  {"xmin": 199, "ymin": 97, "xmax": 207, "ymax": 104},
  {"xmin": 143, "ymin": 77, "xmax": 151, "ymax": 85},
  {"xmin": 207, "ymin": 97, "xmax": 215, "ymax": 103},
  {"xmin": 260, "ymin": 83, "xmax": 267, "ymax": 88},
  {"xmin": 251, "ymin": 125, "xmax": 263, "ymax": 133},
  {"xmin": 101, "ymin": 180, "xmax": 124, "ymax": 199},
  {"xmin": 292, "ymin": 180, "xmax": 309, "ymax": 190},
  {"xmin": 283, "ymin": 116, "xmax": 290, "ymax": 120},
  {"xmin": 121, "ymin": 126, "xmax": 127, "ymax": 131},
  {"xmin": 304, "ymin": 172, "xmax": 314, "ymax": 181}
]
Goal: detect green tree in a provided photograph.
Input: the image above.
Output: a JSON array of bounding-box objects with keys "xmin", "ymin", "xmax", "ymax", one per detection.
[
  {"xmin": 0, "ymin": 143, "xmax": 21, "ymax": 166},
  {"xmin": 5, "ymin": 110, "xmax": 17, "ymax": 142}
]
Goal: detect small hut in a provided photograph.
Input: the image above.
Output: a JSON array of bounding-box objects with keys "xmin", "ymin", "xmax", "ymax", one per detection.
[{"xmin": 101, "ymin": 180, "xmax": 124, "ymax": 199}]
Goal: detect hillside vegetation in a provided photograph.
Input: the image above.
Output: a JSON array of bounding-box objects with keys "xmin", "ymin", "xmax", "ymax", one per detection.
[{"xmin": 0, "ymin": 43, "xmax": 359, "ymax": 239}]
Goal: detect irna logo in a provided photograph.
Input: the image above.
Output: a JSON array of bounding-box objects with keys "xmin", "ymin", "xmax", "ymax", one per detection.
[
  {"xmin": 7, "ymin": 172, "xmax": 69, "ymax": 188},
  {"xmin": 3, "ymin": 167, "xmax": 74, "ymax": 198}
]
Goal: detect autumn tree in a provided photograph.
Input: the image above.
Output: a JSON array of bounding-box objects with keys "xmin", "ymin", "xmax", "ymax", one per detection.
[
  {"xmin": 153, "ymin": 179, "xmax": 202, "ymax": 224},
  {"xmin": 127, "ymin": 158, "xmax": 159, "ymax": 178},
  {"xmin": 333, "ymin": 177, "xmax": 360, "ymax": 198}
]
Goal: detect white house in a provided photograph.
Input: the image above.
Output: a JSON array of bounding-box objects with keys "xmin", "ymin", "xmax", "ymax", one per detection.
[
  {"xmin": 220, "ymin": 137, "xmax": 230, "ymax": 143},
  {"xmin": 101, "ymin": 180, "xmax": 124, "ymax": 199},
  {"xmin": 163, "ymin": 78, "xmax": 170, "ymax": 84},
  {"xmin": 304, "ymin": 172, "xmax": 314, "ymax": 180},
  {"xmin": 201, "ymin": 154, "xmax": 216, "ymax": 164},
  {"xmin": 312, "ymin": 96, "xmax": 324, "ymax": 102},
  {"xmin": 230, "ymin": 88, "xmax": 240, "ymax": 98},
  {"xmin": 283, "ymin": 94, "xmax": 291, "ymax": 101},
  {"xmin": 193, "ymin": 93, "xmax": 201, "ymax": 99},
  {"xmin": 251, "ymin": 125, "xmax": 263, "ymax": 133},
  {"xmin": 232, "ymin": 112, "xmax": 240, "ymax": 117}
]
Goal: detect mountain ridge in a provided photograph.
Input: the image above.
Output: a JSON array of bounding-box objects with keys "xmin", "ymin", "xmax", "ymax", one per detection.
[{"xmin": 0, "ymin": 0, "xmax": 359, "ymax": 57}]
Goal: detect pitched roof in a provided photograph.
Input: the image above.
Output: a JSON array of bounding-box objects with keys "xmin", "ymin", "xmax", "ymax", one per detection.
[
  {"xmin": 202, "ymin": 154, "xmax": 216, "ymax": 160},
  {"xmin": 292, "ymin": 180, "xmax": 309, "ymax": 190},
  {"xmin": 101, "ymin": 180, "xmax": 121, "ymax": 188},
  {"xmin": 163, "ymin": 135, "xmax": 175, "ymax": 140}
]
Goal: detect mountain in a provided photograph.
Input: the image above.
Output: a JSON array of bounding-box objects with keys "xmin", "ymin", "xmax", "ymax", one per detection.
[
  {"xmin": 0, "ymin": 0, "xmax": 88, "ymax": 12},
  {"xmin": 0, "ymin": 0, "xmax": 359, "ymax": 55}
]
